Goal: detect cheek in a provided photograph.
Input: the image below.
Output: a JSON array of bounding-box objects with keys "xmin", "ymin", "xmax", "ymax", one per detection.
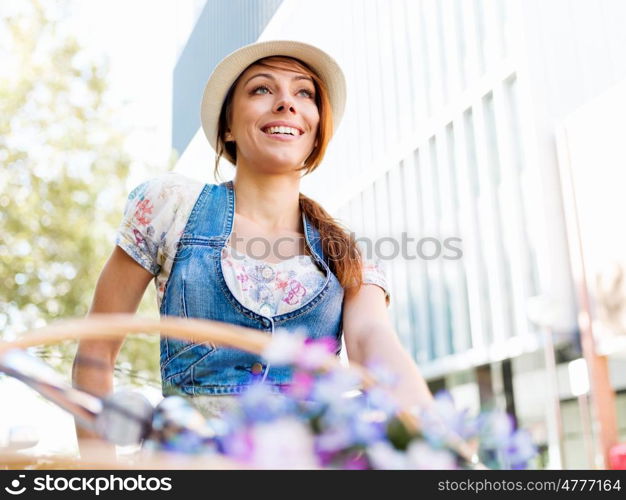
[
  {"xmin": 305, "ymin": 107, "xmax": 320, "ymax": 136},
  {"xmin": 309, "ymin": 104, "xmax": 321, "ymax": 125},
  {"xmin": 229, "ymin": 98, "xmax": 262, "ymax": 133},
  {"xmin": 310, "ymin": 121, "xmax": 321, "ymax": 146}
]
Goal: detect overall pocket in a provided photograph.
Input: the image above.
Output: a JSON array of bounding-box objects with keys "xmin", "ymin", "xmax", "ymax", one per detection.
[{"xmin": 161, "ymin": 339, "xmax": 216, "ymax": 383}]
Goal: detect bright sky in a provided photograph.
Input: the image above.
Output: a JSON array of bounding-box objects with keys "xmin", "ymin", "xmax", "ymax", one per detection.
[
  {"xmin": 0, "ymin": 0, "xmax": 205, "ymax": 456},
  {"xmin": 64, "ymin": 0, "xmax": 205, "ymax": 184}
]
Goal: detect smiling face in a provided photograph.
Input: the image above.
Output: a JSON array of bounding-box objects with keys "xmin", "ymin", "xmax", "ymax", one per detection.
[{"xmin": 224, "ymin": 58, "xmax": 321, "ymax": 173}]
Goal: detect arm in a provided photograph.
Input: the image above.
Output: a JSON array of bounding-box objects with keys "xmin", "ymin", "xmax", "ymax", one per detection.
[
  {"xmin": 72, "ymin": 245, "xmax": 154, "ymax": 458},
  {"xmin": 342, "ymin": 284, "xmax": 434, "ymax": 411}
]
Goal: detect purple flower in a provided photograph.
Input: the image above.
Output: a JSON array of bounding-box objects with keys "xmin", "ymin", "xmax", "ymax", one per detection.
[
  {"xmin": 363, "ymin": 386, "xmax": 400, "ymax": 415},
  {"xmin": 351, "ymin": 413, "xmax": 386, "ymax": 444},
  {"xmin": 237, "ymin": 383, "xmax": 293, "ymax": 422},
  {"xmin": 506, "ymin": 429, "xmax": 537, "ymax": 469},
  {"xmin": 342, "ymin": 453, "xmax": 370, "ymax": 470},
  {"xmin": 477, "ymin": 411, "xmax": 537, "ymax": 469},
  {"xmin": 315, "ymin": 425, "xmax": 355, "ymax": 453},
  {"xmin": 477, "ymin": 411, "xmax": 515, "ymax": 448},
  {"xmin": 219, "ymin": 429, "xmax": 254, "ymax": 462},
  {"xmin": 311, "ymin": 369, "xmax": 361, "ymax": 406},
  {"xmin": 365, "ymin": 360, "xmax": 399, "ymax": 388},
  {"xmin": 419, "ymin": 391, "xmax": 478, "ymax": 448}
]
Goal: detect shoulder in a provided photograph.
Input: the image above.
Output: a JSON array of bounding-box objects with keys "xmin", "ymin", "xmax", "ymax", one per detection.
[
  {"xmin": 125, "ymin": 172, "xmax": 207, "ymax": 221},
  {"xmin": 128, "ymin": 171, "xmax": 205, "ymax": 202},
  {"xmin": 361, "ymin": 257, "xmax": 391, "ymax": 307},
  {"xmin": 120, "ymin": 172, "xmax": 209, "ymax": 235},
  {"xmin": 116, "ymin": 173, "xmax": 210, "ymax": 274}
]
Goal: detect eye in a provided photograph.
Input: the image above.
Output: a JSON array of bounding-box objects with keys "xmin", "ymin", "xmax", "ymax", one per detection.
[
  {"xmin": 251, "ymin": 85, "xmax": 270, "ymax": 95},
  {"xmin": 298, "ymin": 88, "xmax": 315, "ymax": 99}
]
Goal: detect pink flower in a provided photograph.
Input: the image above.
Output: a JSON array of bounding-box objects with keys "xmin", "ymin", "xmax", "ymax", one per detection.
[
  {"xmin": 297, "ymin": 338, "xmax": 337, "ymax": 370},
  {"xmin": 134, "ymin": 199, "xmax": 153, "ymax": 226},
  {"xmin": 287, "ymin": 372, "xmax": 316, "ymax": 399},
  {"xmin": 274, "ymin": 271, "xmax": 290, "ymax": 291},
  {"xmin": 283, "ymin": 280, "xmax": 306, "ymax": 305},
  {"xmin": 236, "ymin": 272, "xmax": 250, "ymax": 291}
]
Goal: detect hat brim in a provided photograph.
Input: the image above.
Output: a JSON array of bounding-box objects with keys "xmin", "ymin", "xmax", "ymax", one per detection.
[{"xmin": 200, "ymin": 40, "xmax": 346, "ymax": 154}]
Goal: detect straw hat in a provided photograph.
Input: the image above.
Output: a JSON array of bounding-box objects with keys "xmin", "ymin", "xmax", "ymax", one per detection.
[{"xmin": 200, "ymin": 40, "xmax": 346, "ymax": 153}]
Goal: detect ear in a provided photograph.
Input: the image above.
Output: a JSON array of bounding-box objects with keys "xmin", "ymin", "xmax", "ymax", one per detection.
[{"xmin": 224, "ymin": 129, "xmax": 234, "ymax": 142}]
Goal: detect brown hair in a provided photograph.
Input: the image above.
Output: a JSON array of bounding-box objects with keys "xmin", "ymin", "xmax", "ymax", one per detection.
[{"xmin": 214, "ymin": 56, "xmax": 363, "ymax": 299}]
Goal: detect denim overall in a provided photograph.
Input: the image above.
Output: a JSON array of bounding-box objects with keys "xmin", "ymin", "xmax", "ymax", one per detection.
[{"xmin": 159, "ymin": 180, "xmax": 345, "ymax": 396}]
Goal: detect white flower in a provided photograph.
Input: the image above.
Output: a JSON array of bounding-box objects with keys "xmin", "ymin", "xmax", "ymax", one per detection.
[
  {"xmin": 366, "ymin": 441, "xmax": 409, "ymax": 470},
  {"xmin": 262, "ymin": 329, "xmax": 306, "ymax": 365},
  {"xmin": 297, "ymin": 342, "xmax": 334, "ymax": 370},
  {"xmin": 406, "ymin": 441, "xmax": 457, "ymax": 469},
  {"xmin": 316, "ymin": 425, "xmax": 354, "ymax": 452},
  {"xmin": 250, "ymin": 417, "xmax": 318, "ymax": 469},
  {"xmin": 313, "ymin": 369, "xmax": 361, "ymax": 406}
]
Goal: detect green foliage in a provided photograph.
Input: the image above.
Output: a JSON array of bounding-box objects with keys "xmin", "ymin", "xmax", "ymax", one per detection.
[{"xmin": 0, "ymin": 0, "xmax": 165, "ymax": 388}]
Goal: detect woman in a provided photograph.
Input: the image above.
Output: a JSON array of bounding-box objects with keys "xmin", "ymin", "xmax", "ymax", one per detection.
[{"xmin": 72, "ymin": 40, "xmax": 433, "ymax": 450}]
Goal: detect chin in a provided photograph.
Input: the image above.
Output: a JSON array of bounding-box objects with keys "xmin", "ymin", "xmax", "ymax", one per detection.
[{"xmin": 262, "ymin": 153, "xmax": 309, "ymax": 170}]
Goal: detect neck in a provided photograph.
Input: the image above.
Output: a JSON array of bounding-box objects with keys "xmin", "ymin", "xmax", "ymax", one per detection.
[{"xmin": 231, "ymin": 172, "xmax": 303, "ymax": 233}]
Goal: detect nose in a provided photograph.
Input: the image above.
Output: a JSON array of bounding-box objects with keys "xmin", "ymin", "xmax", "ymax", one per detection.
[{"xmin": 274, "ymin": 91, "xmax": 296, "ymax": 115}]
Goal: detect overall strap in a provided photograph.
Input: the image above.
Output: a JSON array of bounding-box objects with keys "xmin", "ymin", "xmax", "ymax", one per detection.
[
  {"xmin": 180, "ymin": 181, "xmax": 232, "ymax": 242},
  {"xmin": 302, "ymin": 211, "xmax": 330, "ymax": 269}
]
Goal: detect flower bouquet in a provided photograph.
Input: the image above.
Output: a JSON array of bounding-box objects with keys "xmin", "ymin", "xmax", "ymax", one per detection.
[
  {"xmin": 0, "ymin": 316, "xmax": 537, "ymax": 470},
  {"xmin": 143, "ymin": 329, "xmax": 537, "ymax": 470}
]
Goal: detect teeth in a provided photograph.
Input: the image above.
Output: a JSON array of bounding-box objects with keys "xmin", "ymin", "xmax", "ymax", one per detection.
[{"xmin": 264, "ymin": 126, "xmax": 299, "ymax": 136}]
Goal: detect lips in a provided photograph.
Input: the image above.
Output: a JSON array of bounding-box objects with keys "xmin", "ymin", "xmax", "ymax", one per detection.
[
  {"xmin": 261, "ymin": 121, "xmax": 304, "ymax": 137},
  {"xmin": 263, "ymin": 125, "xmax": 301, "ymax": 136}
]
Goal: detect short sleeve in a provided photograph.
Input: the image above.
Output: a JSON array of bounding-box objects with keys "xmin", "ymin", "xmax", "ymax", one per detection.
[
  {"xmin": 362, "ymin": 257, "xmax": 391, "ymax": 307},
  {"xmin": 115, "ymin": 176, "xmax": 178, "ymax": 275}
]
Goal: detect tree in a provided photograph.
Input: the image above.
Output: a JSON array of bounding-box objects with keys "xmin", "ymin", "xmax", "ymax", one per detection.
[{"xmin": 0, "ymin": 0, "xmax": 165, "ymax": 388}]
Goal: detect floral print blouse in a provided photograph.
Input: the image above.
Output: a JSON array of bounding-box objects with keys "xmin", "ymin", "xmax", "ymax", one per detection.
[{"xmin": 115, "ymin": 172, "xmax": 391, "ymax": 315}]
